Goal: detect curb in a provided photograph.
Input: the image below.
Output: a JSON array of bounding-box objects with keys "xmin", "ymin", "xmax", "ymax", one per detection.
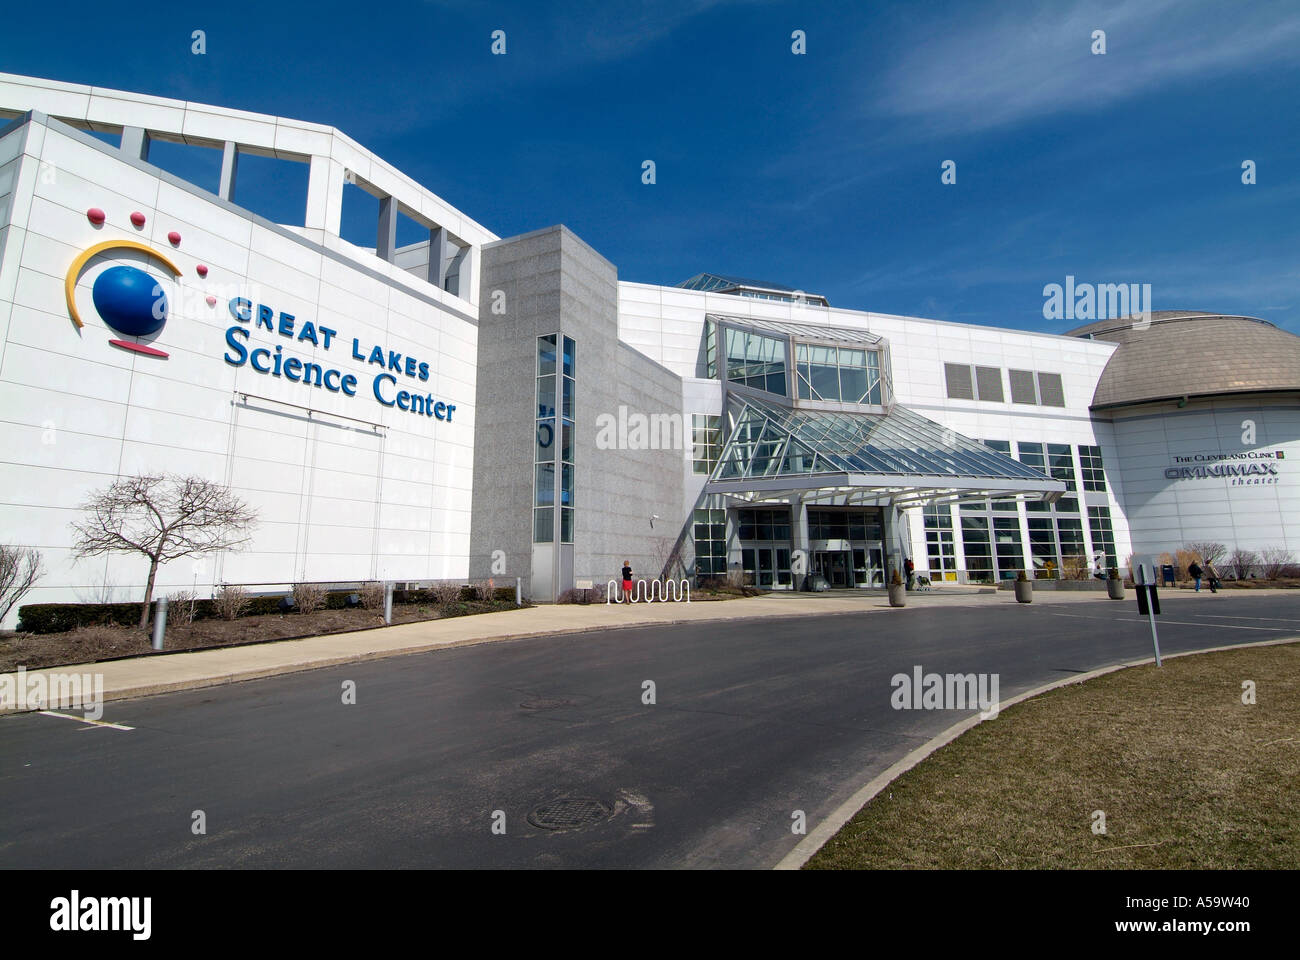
[{"xmin": 773, "ymin": 634, "xmax": 1300, "ymax": 870}]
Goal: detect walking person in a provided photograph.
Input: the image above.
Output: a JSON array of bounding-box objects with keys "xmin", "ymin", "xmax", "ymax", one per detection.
[
  {"xmin": 904, "ymin": 557, "xmax": 915, "ymax": 591},
  {"xmin": 621, "ymin": 560, "xmax": 633, "ymax": 603},
  {"xmin": 1205, "ymin": 558, "xmax": 1221, "ymax": 593},
  {"xmin": 1188, "ymin": 559, "xmax": 1204, "ymax": 592}
]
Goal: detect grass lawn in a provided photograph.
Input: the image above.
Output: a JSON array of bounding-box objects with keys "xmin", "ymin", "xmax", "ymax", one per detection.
[{"xmin": 805, "ymin": 641, "xmax": 1300, "ymax": 869}]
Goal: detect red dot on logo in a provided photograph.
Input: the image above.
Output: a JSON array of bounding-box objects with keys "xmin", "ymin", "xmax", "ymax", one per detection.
[
  {"xmin": 130, "ymin": 211, "xmax": 146, "ymax": 228},
  {"xmin": 205, "ymin": 295, "xmax": 217, "ymax": 306},
  {"xmin": 196, "ymin": 264, "xmax": 208, "ymax": 277},
  {"xmin": 86, "ymin": 208, "xmax": 106, "ymax": 225},
  {"xmin": 168, "ymin": 231, "xmax": 181, "ymax": 245}
]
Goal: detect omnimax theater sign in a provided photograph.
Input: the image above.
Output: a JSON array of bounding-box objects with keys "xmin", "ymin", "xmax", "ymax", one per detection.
[{"xmin": 1164, "ymin": 450, "xmax": 1285, "ymax": 485}]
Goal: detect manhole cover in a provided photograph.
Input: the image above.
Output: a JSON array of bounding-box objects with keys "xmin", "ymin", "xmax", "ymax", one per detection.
[
  {"xmin": 520, "ymin": 697, "xmax": 573, "ymax": 710},
  {"xmin": 527, "ymin": 797, "xmax": 612, "ymax": 830}
]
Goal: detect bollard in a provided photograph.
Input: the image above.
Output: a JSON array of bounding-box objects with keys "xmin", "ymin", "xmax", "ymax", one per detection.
[
  {"xmin": 152, "ymin": 596, "xmax": 168, "ymax": 651},
  {"xmin": 515, "ymin": 576, "xmax": 522, "ymax": 606},
  {"xmin": 383, "ymin": 582, "xmax": 394, "ymax": 625}
]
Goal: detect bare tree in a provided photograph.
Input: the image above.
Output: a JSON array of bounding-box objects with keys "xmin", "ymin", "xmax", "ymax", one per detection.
[
  {"xmin": 1186, "ymin": 541, "xmax": 1227, "ymax": 568},
  {"xmin": 70, "ymin": 475, "xmax": 257, "ymax": 629},
  {"xmin": 1227, "ymin": 548, "xmax": 1258, "ymax": 580},
  {"xmin": 651, "ymin": 535, "xmax": 687, "ymax": 582},
  {"xmin": 1, "ymin": 545, "xmax": 43, "ymax": 623}
]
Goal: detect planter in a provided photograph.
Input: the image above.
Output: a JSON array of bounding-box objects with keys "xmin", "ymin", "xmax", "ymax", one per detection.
[
  {"xmin": 1106, "ymin": 578, "xmax": 1125, "ymax": 600},
  {"xmin": 887, "ymin": 583, "xmax": 907, "ymax": 607},
  {"xmin": 1014, "ymin": 580, "xmax": 1033, "ymax": 603}
]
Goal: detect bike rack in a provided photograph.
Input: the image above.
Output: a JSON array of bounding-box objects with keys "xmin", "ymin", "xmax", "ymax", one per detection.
[{"xmin": 606, "ymin": 579, "xmax": 691, "ymax": 604}]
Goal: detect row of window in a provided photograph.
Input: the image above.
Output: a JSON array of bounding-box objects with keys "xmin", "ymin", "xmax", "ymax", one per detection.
[
  {"xmin": 944, "ymin": 363, "xmax": 1065, "ymax": 407},
  {"xmin": 926, "ymin": 501, "xmax": 1118, "ymax": 582}
]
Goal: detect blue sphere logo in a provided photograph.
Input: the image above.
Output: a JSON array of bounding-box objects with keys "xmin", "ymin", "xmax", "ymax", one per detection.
[{"xmin": 91, "ymin": 265, "xmax": 167, "ymax": 338}]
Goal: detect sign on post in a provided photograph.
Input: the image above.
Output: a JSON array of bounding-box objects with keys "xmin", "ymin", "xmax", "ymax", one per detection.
[{"xmin": 1134, "ymin": 560, "xmax": 1162, "ymax": 666}]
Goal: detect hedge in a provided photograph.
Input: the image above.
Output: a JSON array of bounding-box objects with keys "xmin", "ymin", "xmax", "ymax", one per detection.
[{"xmin": 17, "ymin": 586, "xmax": 520, "ymax": 634}]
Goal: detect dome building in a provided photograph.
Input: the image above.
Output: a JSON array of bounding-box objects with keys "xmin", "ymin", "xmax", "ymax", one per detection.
[{"xmin": 1070, "ymin": 312, "xmax": 1300, "ymax": 562}]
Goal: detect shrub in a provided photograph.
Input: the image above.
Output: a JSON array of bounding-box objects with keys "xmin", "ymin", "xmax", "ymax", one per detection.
[
  {"xmin": 167, "ymin": 589, "xmax": 197, "ymax": 625},
  {"xmin": 1173, "ymin": 549, "xmax": 1198, "ymax": 581},
  {"xmin": 1186, "ymin": 541, "xmax": 1228, "ymax": 568},
  {"xmin": 292, "ymin": 582, "xmax": 327, "ymax": 615},
  {"xmin": 359, "ymin": 582, "xmax": 386, "ymax": 610},
  {"xmin": 1260, "ymin": 547, "xmax": 1294, "ymax": 580},
  {"xmin": 1228, "ymin": 548, "xmax": 1259, "ymax": 580},
  {"xmin": 63, "ymin": 624, "xmax": 139, "ymax": 660},
  {"xmin": 474, "ymin": 580, "xmax": 495, "ymax": 603},
  {"xmin": 1060, "ymin": 555, "xmax": 1089, "ymax": 581},
  {"xmin": 558, "ymin": 587, "xmax": 601, "ymax": 604},
  {"xmin": 214, "ymin": 585, "xmax": 250, "ymax": 621},
  {"xmin": 18, "ymin": 602, "xmax": 142, "ymax": 634},
  {"xmin": 431, "ymin": 582, "xmax": 463, "ymax": 605}
]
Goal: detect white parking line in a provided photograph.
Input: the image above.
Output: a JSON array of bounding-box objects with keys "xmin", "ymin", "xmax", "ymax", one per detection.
[
  {"xmin": 1198, "ymin": 614, "xmax": 1300, "ymax": 623},
  {"xmin": 1036, "ymin": 611, "xmax": 1286, "ymax": 631},
  {"xmin": 37, "ymin": 710, "xmax": 134, "ymax": 731}
]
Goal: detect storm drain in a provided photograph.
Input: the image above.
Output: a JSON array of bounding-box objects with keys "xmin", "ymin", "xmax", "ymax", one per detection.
[
  {"xmin": 520, "ymin": 697, "xmax": 573, "ymax": 710},
  {"xmin": 527, "ymin": 797, "xmax": 612, "ymax": 830}
]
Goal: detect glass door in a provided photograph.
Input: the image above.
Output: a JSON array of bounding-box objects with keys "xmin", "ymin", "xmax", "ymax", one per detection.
[{"xmin": 868, "ymin": 546, "xmax": 884, "ymax": 586}]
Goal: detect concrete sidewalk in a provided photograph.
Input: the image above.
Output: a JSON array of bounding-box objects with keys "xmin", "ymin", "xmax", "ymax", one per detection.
[{"xmin": 0, "ymin": 586, "xmax": 1280, "ymax": 713}]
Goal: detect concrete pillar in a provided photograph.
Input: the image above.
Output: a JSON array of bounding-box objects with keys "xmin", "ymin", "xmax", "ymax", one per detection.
[
  {"xmin": 792, "ymin": 499, "xmax": 810, "ymax": 587},
  {"xmin": 218, "ymin": 141, "xmax": 238, "ymax": 201},
  {"xmin": 120, "ymin": 126, "xmax": 150, "ymax": 161},
  {"xmin": 377, "ymin": 195, "xmax": 396, "ymax": 262},
  {"xmin": 427, "ymin": 225, "xmax": 449, "ymax": 288},
  {"xmin": 305, "ymin": 155, "xmax": 344, "ymax": 235},
  {"xmin": 459, "ymin": 243, "xmax": 477, "ymax": 304}
]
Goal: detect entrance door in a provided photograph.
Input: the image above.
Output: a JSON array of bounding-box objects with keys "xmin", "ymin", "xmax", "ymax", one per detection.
[
  {"xmin": 742, "ymin": 547, "xmax": 789, "ymax": 588},
  {"xmin": 854, "ymin": 546, "xmax": 885, "ymax": 586},
  {"xmin": 815, "ymin": 550, "xmax": 851, "ymax": 587}
]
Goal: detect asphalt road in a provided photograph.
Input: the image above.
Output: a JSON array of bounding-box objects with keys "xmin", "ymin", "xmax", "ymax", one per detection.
[{"xmin": 3, "ymin": 591, "xmax": 1298, "ymax": 869}]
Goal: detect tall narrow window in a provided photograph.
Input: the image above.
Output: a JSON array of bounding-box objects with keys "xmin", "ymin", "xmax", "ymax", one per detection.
[
  {"xmin": 560, "ymin": 336, "xmax": 575, "ymax": 544},
  {"xmin": 534, "ymin": 335, "xmax": 557, "ymax": 543}
]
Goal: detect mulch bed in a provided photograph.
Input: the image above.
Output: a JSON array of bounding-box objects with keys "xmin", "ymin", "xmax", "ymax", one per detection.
[{"xmin": 0, "ymin": 600, "xmax": 523, "ymax": 671}]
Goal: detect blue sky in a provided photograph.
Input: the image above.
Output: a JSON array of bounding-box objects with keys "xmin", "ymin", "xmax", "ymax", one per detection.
[{"xmin": 3, "ymin": 0, "xmax": 1297, "ymax": 332}]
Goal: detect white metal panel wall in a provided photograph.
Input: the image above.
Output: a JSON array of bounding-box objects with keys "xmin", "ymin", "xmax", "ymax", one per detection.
[{"xmin": 0, "ymin": 120, "xmax": 476, "ymax": 625}]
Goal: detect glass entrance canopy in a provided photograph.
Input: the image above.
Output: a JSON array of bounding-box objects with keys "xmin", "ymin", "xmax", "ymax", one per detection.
[{"xmin": 707, "ymin": 394, "xmax": 1064, "ymax": 506}]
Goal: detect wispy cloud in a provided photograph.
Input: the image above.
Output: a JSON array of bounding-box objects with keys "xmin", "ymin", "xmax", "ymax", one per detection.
[{"xmin": 872, "ymin": 0, "xmax": 1300, "ymax": 136}]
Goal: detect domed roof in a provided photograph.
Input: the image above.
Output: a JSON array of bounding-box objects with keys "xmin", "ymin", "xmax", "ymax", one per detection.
[{"xmin": 1067, "ymin": 311, "xmax": 1300, "ymax": 409}]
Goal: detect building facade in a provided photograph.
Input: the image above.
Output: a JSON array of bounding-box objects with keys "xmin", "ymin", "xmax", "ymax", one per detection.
[{"xmin": 1, "ymin": 74, "xmax": 1296, "ymax": 622}]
